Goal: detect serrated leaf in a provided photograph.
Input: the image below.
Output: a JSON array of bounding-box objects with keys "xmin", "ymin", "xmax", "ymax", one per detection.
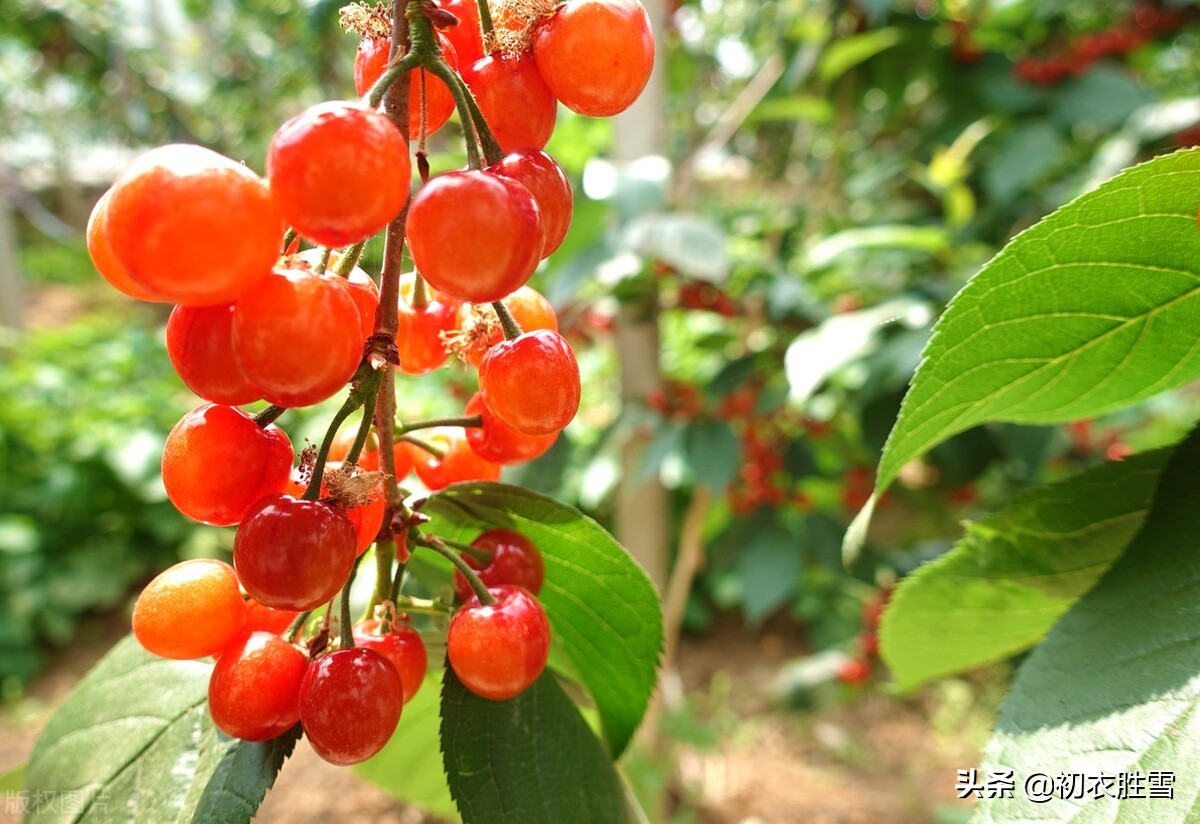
[
  {"xmin": 422, "ymin": 483, "xmax": 662, "ymax": 757},
  {"xmin": 25, "ymin": 636, "xmax": 293, "ymax": 824},
  {"xmin": 851, "ymin": 149, "xmax": 1200, "ymax": 562},
  {"xmin": 354, "ymin": 672, "xmax": 458, "ymax": 820},
  {"xmin": 975, "ymin": 426, "xmax": 1200, "ymax": 822},
  {"xmin": 440, "ymin": 667, "xmax": 629, "ymax": 824},
  {"xmin": 882, "ymin": 449, "xmax": 1168, "ymax": 692}
]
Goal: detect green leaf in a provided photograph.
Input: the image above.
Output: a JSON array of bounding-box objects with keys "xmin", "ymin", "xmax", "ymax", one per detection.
[
  {"xmin": 423, "ymin": 483, "xmax": 662, "ymax": 757},
  {"xmin": 975, "ymin": 426, "xmax": 1200, "ymax": 822},
  {"xmin": 25, "ymin": 636, "xmax": 293, "ymax": 824},
  {"xmin": 748, "ymin": 95, "xmax": 834, "ymax": 125},
  {"xmin": 623, "ymin": 213, "xmax": 730, "ymax": 283},
  {"xmin": 440, "ymin": 667, "xmax": 630, "ymax": 824},
  {"xmin": 0, "ymin": 763, "xmax": 25, "ymax": 792},
  {"xmin": 738, "ymin": 519, "xmax": 802, "ymax": 625},
  {"xmin": 683, "ymin": 420, "xmax": 740, "ymax": 491},
  {"xmin": 882, "ymin": 448, "xmax": 1168, "ymax": 692},
  {"xmin": 805, "ymin": 224, "xmax": 951, "ymax": 269},
  {"xmin": 861, "ymin": 149, "xmax": 1200, "ymax": 542},
  {"xmin": 354, "ymin": 672, "xmax": 458, "ymax": 820},
  {"xmin": 818, "ymin": 28, "xmax": 903, "ymax": 84}
]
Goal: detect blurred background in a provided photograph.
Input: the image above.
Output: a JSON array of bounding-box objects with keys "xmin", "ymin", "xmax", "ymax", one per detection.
[{"xmin": 1, "ymin": 0, "xmax": 1198, "ymax": 821}]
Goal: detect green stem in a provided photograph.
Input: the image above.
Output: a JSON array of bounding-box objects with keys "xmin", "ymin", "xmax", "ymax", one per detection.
[
  {"xmin": 366, "ymin": 51, "xmax": 422, "ymax": 110},
  {"xmin": 416, "ymin": 534, "xmax": 496, "ymax": 604},
  {"xmin": 333, "ymin": 242, "xmax": 365, "ymax": 277},
  {"xmin": 475, "ymin": 0, "xmax": 495, "ymax": 50},
  {"xmin": 285, "ymin": 610, "xmax": 313, "ymax": 643},
  {"xmin": 388, "ymin": 541, "xmax": 409, "ymax": 603},
  {"xmin": 304, "ymin": 369, "xmax": 382, "ymax": 501},
  {"xmin": 436, "ymin": 536, "xmax": 492, "ymax": 562},
  {"xmin": 345, "ymin": 393, "xmax": 378, "ymax": 466},
  {"xmin": 282, "ymin": 227, "xmax": 297, "ymax": 253},
  {"xmin": 253, "ymin": 405, "xmax": 286, "ymax": 428},
  {"xmin": 493, "ymin": 300, "xmax": 524, "ymax": 340},
  {"xmin": 427, "ymin": 57, "xmax": 483, "ymax": 170},
  {"xmin": 394, "ymin": 595, "xmax": 454, "ymax": 615},
  {"xmin": 398, "ymin": 434, "xmax": 446, "ymax": 459},
  {"xmin": 314, "ymin": 247, "xmax": 331, "ymax": 274},
  {"xmin": 396, "ymin": 414, "xmax": 482, "ymax": 435},
  {"xmin": 460, "ymin": 83, "xmax": 505, "ymax": 165},
  {"xmin": 411, "ymin": 272, "xmax": 429, "ymax": 309},
  {"xmin": 339, "ymin": 564, "xmax": 358, "ymax": 649}
]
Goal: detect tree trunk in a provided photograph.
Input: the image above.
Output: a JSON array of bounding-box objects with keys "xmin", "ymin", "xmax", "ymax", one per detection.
[{"xmin": 0, "ymin": 181, "xmax": 25, "ymax": 330}]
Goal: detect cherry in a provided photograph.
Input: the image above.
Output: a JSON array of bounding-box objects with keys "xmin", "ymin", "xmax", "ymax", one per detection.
[
  {"xmin": 412, "ymin": 428, "xmax": 502, "ymax": 490},
  {"xmin": 293, "ymin": 248, "xmax": 380, "ymax": 343},
  {"xmin": 329, "ymin": 425, "xmax": 382, "ymax": 471},
  {"xmin": 464, "ymin": 392, "xmax": 556, "ymax": 465},
  {"xmin": 234, "ymin": 494, "xmax": 358, "ymax": 611},
  {"xmin": 485, "ymin": 150, "xmax": 573, "ymax": 257},
  {"xmin": 462, "ymin": 286, "xmax": 558, "ymax": 368},
  {"xmin": 267, "ymin": 101, "xmax": 411, "ymax": 247},
  {"xmin": 479, "ymin": 329, "xmax": 580, "ymax": 436},
  {"xmin": 209, "ymin": 631, "xmax": 307, "ymax": 741},
  {"xmin": 406, "ymin": 170, "xmax": 543, "ymax": 304},
  {"xmin": 396, "ymin": 277, "xmax": 460, "ymax": 375},
  {"xmin": 354, "ymin": 35, "xmax": 460, "ymax": 139},
  {"xmin": 353, "ymin": 620, "xmax": 428, "ymax": 704},
  {"xmin": 461, "ymin": 53, "xmax": 557, "ymax": 152},
  {"xmin": 244, "ymin": 599, "xmax": 301, "ymax": 636},
  {"xmin": 86, "ymin": 189, "xmax": 164, "ymax": 302},
  {"xmin": 132, "ymin": 559, "xmax": 248, "ymax": 660},
  {"xmin": 452, "ymin": 529, "xmax": 545, "ymax": 601},
  {"xmin": 447, "ymin": 585, "xmax": 550, "ymax": 701},
  {"xmin": 105, "ymin": 144, "xmax": 281, "ymax": 305},
  {"xmin": 393, "ymin": 440, "xmax": 420, "ymax": 481},
  {"xmin": 166, "ymin": 304, "xmax": 262, "ymax": 406},
  {"xmin": 161, "ymin": 404, "xmax": 293, "ymax": 527},
  {"xmin": 438, "ymin": 0, "xmax": 484, "ymax": 66},
  {"xmin": 299, "ymin": 648, "xmax": 403, "ymax": 765},
  {"xmin": 533, "ymin": 0, "xmax": 655, "ymax": 117},
  {"xmin": 837, "ymin": 657, "xmax": 872, "ymax": 685},
  {"xmin": 232, "ymin": 268, "xmax": 364, "ymax": 408},
  {"xmin": 283, "ymin": 466, "xmax": 383, "ymax": 556}
]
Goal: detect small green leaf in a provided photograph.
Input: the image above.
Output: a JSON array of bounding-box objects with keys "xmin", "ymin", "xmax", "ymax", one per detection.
[
  {"xmin": 623, "ymin": 214, "xmax": 730, "ymax": 283},
  {"xmin": 805, "ymin": 225, "xmax": 951, "ymax": 269},
  {"xmin": 25, "ymin": 636, "xmax": 293, "ymax": 824},
  {"xmin": 423, "ymin": 483, "xmax": 663, "ymax": 757},
  {"xmin": 975, "ymin": 426, "xmax": 1200, "ymax": 822},
  {"xmin": 738, "ymin": 519, "xmax": 802, "ymax": 625},
  {"xmin": 818, "ymin": 28, "xmax": 903, "ymax": 84},
  {"xmin": 749, "ymin": 95, "xmax": 834, "ymax": 125},
  {"xmin": 440, "ymin": 667, "xmax": 630, "ymax": 824},
  {"xmin": 882, "ymin": 448, "xmax": 1168, "ymax": 692},
  {"xmin": 683, "ymin": 420, "xmax": 740, "ymax": 491}
]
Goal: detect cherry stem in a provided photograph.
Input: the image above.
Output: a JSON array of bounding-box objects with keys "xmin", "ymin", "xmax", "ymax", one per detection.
[
  {"xmin": 393, "ymin": 594, "xmax": 454, "ymax": 615},
  {"xmin": 253, "ymin": 405, "xmax": 286, "ymax": 428},
  {"xmin": 492, "ymin": 300, "xmax": 524, "ymax": 340},
  {"xmin": 388, "ymin": 538, "xmax": 409, "ymax": 603},
  {"xmin": 435, "ymin": 536, "xmax": 492, "ymax": 562},
  {"xmin": 416, "ymin": 534, "xmax": 496, "ymax": 604},
  {"xmin": 428, "ymin": 57, "xmax": 484, "ymax": 170},
  {"xmin": 365, "ymin": 50, "xmax": 421, "ymax": 110},
  {"xmin": 410, "ymin": 272, "xmax": 430, "ymax": 309},
  {"xmin": 284, "ymin": 610, "xmax": 313, "ymax": 643},
  {"xmin": 396, "ymin": 414, "xmax": 482, "ymax": 435},
  {"xmin": 314, "ymin": 247, "xmax": 332, "ymax": 274},
  {"xmin": 332, "ymin": 242, "xmax": 365, "ymax": 277},
  {"xmin": 459, "ymin": 82, "xmax": 505, "ymax": 165},
  {"xmin": 345, "ymin": 392, "xmax": 378, "ymax": 466},
  {"xmin": 475, "ymin": 0, "xmax": 496, "ymax": 50},
  {"xmin": 397, "ymin": 433, "xmax": 445, "ymax": 459},
  {"xmin": 281, "ymin": 227, "xmax": 297, "ymax": 253},
  {"xmin": 304, "ymin": 367, "xmax": 381, "ymax": 501},
  {"xmin": 339, "ymin": 560, "xmax": 359, "ymax": 650}
]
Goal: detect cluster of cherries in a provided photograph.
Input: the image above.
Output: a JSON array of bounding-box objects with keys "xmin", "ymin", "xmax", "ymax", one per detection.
[
  {"xmin": 836, "ymin": 585, "xmax": 891, "ymax": 685},
  {"xmin": 84, "ymin": 0, "xmax": 654, "ymax": 766}
]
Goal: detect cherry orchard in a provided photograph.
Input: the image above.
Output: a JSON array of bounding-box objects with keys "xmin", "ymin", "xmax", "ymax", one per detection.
[{"xmin": 87, "ymin": 0, "xmax": 654, "ymax": 770}]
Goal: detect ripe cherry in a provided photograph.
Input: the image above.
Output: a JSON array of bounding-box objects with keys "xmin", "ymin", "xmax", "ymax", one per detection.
[
  {"xmin": 462, "ymin": 286, "xmax": 558, "ymax": 368},
  {"xmin": 439, "ymin": 0, "xmax": 484, "ymax": 66},
  {"xmin": 299, "ymin": 648, "xmax": 403, "ymax": 765},
  {"xmin": 132, "ymin": 559, "xmax": 247, "ymax": 659},
  {"xmin": 283, "ymin": 466, "xmax": 383, "ymax": 557},
  {"xmin": 485, "ymin": 150, "xmax": 573, "ymax": 257},
  {"xmin": 837, "ymin": 657, "xmax": 872, "ymax": 685},
  {"xmin": 105, "ymin": 144, "xmax": 281, "ymax": 305},
  {"xmin": 461, "ymin": 53, "xmax": 557, "ymax": 152},
  {"xmin": 86, "ymin": 189, "xmax": 165, "ymax": 302},
  {"xmin": 166, "ymin": 304, "xmax": 261, "ymax": 406},
  {"xmin": 447, "ymin": 585, "xmax": 550, "ymax": 701},
  {"xmin": 267, "ymin": 101, "xmax": 411, "ymax": 247},
  {"xmin": 244, "ymin": 599, "xmax": 301, "ymax": 636},
  {"xmin": 234, "ymin": 494, "xmax": 358, "ymax": 611},
  {"xmin": 393, "ymin": 440, "xmax": 420, "ymax": 481},
  {"xmin": 464, "ymin": 392, "xmax": 557, "ymax": 464},
  {"xmin": 452, "ymin": 529, "xmax": 545, "ymax": 601},
  {"xmin": 479, "ymin": 329, "xmax": 580, "ymax": 435},
  {"xmin": 406, "ymin": 171, "xmax": 543, "ymax": 304},
  {"xmin": 533, "ymin": 0, "xmax": 655, "ymax": 117},
  {"xmin": 354, "ymin": 35, "xmax": 460, "ymax": 139},
  {"xmin": 161, "ymin": 404, "xmax": 293, "ymax": 527},
  {"xmin": 353, "ymin": 620, "xmax": 428, "ymax": 704},
  {"xmin": 396, "ymin": 278, "xmax": 460, "ymax": 375},
  {"xmin": 232, "ymin": 268, "xmax": 363, "ymax": 408},
  {"xmin": 209, "ymin": 631, "xmax": 307, "ymax": 741},
  {"xmin": 412, "ymin": 428, "xmax": 502, "ymax": 490}
]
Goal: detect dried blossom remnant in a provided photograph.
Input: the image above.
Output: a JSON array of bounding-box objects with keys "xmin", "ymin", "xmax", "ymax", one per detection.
[
  {"xmin": 489, "ymin": 0, "xmax": 562, "ymax": 57},
  {"xmin": 325, "ymin": 463, "xmax": 389, "ymax": 509},
  {"xmin": 339, "ymin": 2, "xmax": 392, "ymax": 38},
  {"xmin": 440, "ymin": 302, "xmax": 502, "ymax": 362}
]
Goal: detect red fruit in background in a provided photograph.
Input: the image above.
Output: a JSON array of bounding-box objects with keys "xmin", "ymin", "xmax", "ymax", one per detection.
[
  {"xmin": 232, "ymin": 268, "xmax": 363, "ymax": 408},
  {"xmin": 209, "ymin": 632, "xmax": 307, "ymax": 741},
  {"xmin": 452, "ymin": 529, "xmax": 545, "ymax": 601},
  {"xmin": 479, "ymin": 329, "xmax": 580, "ymax": 436},
  {"xmin": 412, "ymin": 428, "xmax": 502, "ymax": 490},
  {"xmin": 396, "ymin": 282, "xmax": 460, "ymax": 375},
  {"xmin": 464, "ymin": 392, "xmax": 557, "ymax": 464},
  {"xmin": 354, "ymin": 35, "xmax": 460, "ymax": 139},
  {"xmin": 132, "ymin": 559, "xmax": 248, "ymax": 659},
  {"xmin": 837, "ymin": 657, "xmax": 872, "ymax": 685},
  {"xmin": 438, "ymin": 0, "xmax": 484, "ymax": 66},
  {"xmin": 161, "ymin": 404, "xmax": 293, "ymax": 526},
  {"xmin": 406, "ymin": 170, "xmax": 543, "ymax": 303},
  {"xmin": 329, "ymin": 425, "xmax": 382, "ymax": 471},
  {"xmin": 105, "ymin": 144, "xmax": 281, "ymax": 305},
  {"xmin": 299, "ymin": 648, "xmax": 403, "ymax": 765},
  {"xmin": 86, "ymin": 189, "xmax": 164, "ymax": 302},
  {"xmin": 461, "ymin": 53, "xmax": 557, "ymax": 152},
  {"xmin": 353, "ymin": 620, "xmax": 428, "ymax": 704},
  {"xmin": 532, "ymin": 0, "xmax": 655, "ymax": 117},
  {"xmin": 448, "ymin": 585, "xmax": 550, "ymax": 701},
  {"xmin": 393, "ymin": 440, "xmax": 420, "ymax": 480},
  {"xmin": 166, "ymin": 304, "xmax": 262, "ymax": 406},
  {"xmin": 463, "ymin": 286, "xmax": 558, "ymax": 368},
  {"xmin": 485, "ymin": 150, "xmax": 573, "ymax": 256},
  {"xmin": 267, "ymin": 101, "xmax": 411, "ymax": 247},
  {"xmin": 234, "ymin": 494, "xmax": 357, "ymax": 611},
  {"xmin": 244, "ymin": 599, "xmax": 301, "ymax": 636}
]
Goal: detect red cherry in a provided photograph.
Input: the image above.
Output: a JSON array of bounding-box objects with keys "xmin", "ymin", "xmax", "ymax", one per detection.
[
  {"xmin": 837, "ymin": 657, "xmax": 872, "ymax": 685},
  {"xmin": 233, "ymin": 494, "xmax": 358, "ymax": 611},
  {"xmin": 406, "ymin": 170, "xmax": 543, "ymax": 303},
  {"xmin": 485, "ymin": 150, "xmax": 573, "ymax": 257},
  {"xmin": 232, "ymin": 268, "xmax": 364, "ymax": 408},
  {"xmin": 439, "ymin": 0, "xmax": 484, "ymax": 65},
  {"xmin": 267, "ymin": 101, "xmax": 411, "ymax": 247},
  {"xmin": 282, "ymin": 466, "xmax": 383, "ymax": 557},
  {"xmin": 353, "ymin": 620, "xmax": 428, "ymax": 704},
  {"xmin": 464, "ymin": 392, "xmax": 557, "ymax": 465},
  {"xmin": 166, "ymin": 304, "xmax": 262, "ymax": 406},
  {"xmin": 209, "ymin": 631, "xmax": 307, "ymax": 741},
  {"xmin": 393, "ymin": 440, "xmax": 420, "ymax": 480},
  {"xmin": 161, "ymin": 404, "xmax": 293, "ymax": 527},
  {"xmin": 244, "ymin": 599, "xmax": 301, "ymax": 636},
  {"xmin": 533, "ymin": 0, "xmax": 655, "ymax": 117},
  {"xmin": 479, "ymin": 330, "xmax": 580, "ymax": 436},
  {"xmin": 299, "ymin": 648, "xmax": 403, "ymax": 765},
  {"xmin": 463, "ymin": 286, "xmax": 558, "ymax": 368},
  {"xmin": 354, "ymin": 35, "xmax": 460, "ymax": 139},
  {"xmin": 329, "ymin": 425, "xmax": 382, "ymax": 471},
  {"xmin": 452, "ymin": 529, "xmax": 545, "ymax": 601},
  {"xmin": 448, "ymin": 585, "xmax": 550, "ymax": 701},
  {"xmin": 461, "ymin": 53, "xmax": 557, "ymax": 152},
  {"xmin": 412, "ymin": 428, "xmax": 502, "ymax": 490},
  {"xmin": 396, "ymin": 274, "xmax": 460, "ymax": 375},
  {"xmin": 86, "ymin": 189, "xmax": 165, "ymax": 302},
  {"xmin": 132, "ymin": 559, "xmax": 248, "ymax": 659}
]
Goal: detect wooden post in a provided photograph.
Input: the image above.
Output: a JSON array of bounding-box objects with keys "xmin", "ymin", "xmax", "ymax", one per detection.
[{"xmin": 0, "ymin": 179, "xmax": 24, "ymax": 330}]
